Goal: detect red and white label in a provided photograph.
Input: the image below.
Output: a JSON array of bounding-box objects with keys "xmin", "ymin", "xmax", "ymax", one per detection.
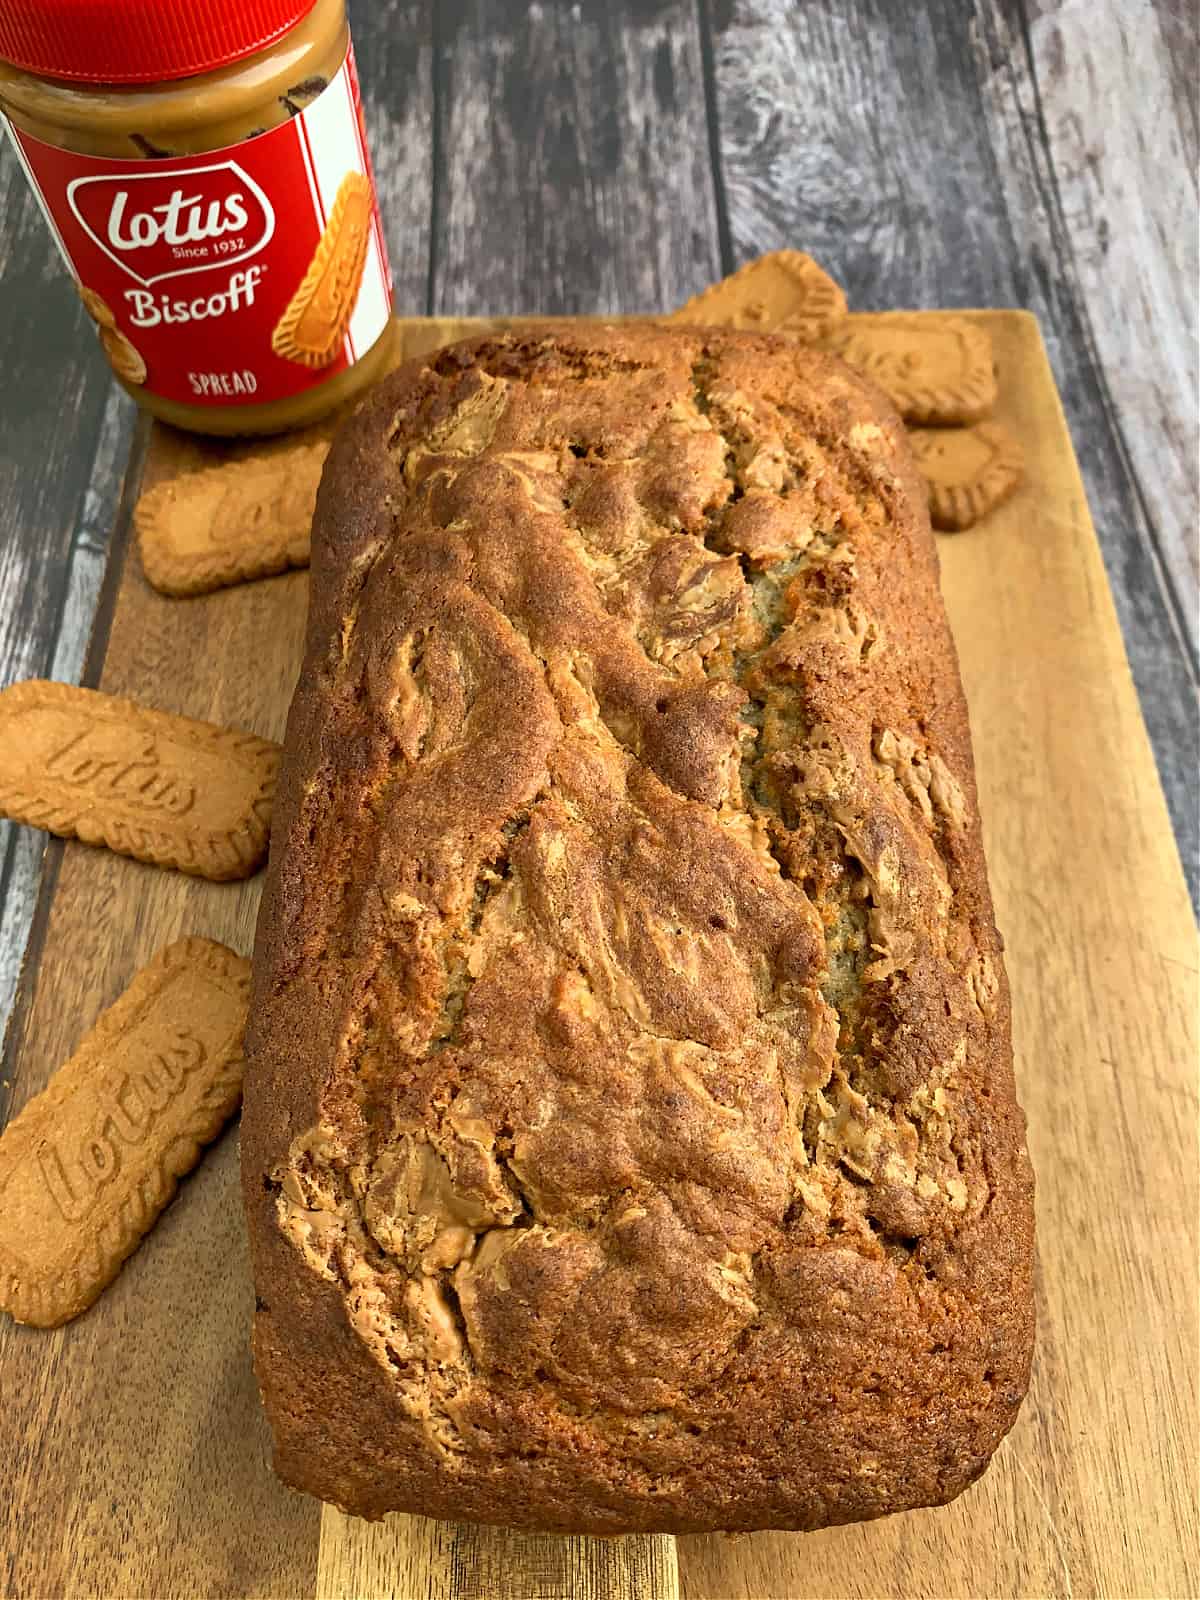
[{"xmin": 2, "ymin": 47, "xmax": 392, "ymax": 409}]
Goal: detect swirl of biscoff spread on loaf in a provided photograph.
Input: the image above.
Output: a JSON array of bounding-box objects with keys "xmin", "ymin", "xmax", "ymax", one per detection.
[{"xmin": 267, "ymin": 330, "xmax": 1007, "ymax": 1467}]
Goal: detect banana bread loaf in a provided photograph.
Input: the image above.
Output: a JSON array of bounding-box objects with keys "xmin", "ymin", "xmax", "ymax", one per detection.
[{"xmin": 242, "ymin": 322, "xmax": 1034, "ymax": 1533}]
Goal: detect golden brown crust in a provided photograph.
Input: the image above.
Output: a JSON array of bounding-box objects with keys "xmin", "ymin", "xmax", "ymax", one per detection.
[{"xmin": 242, "ymin": 323, "xmax": 1034, "ymax": 1533}]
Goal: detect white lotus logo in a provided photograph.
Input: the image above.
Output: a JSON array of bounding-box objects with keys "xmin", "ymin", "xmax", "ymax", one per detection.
[{"xmin": 66, "ymin": 161, "xmax": 275, "ymax": 288}]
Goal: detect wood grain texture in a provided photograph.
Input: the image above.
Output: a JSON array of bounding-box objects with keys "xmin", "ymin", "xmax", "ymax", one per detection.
[
  {"xmin": 316, "ymin": 1508, "xmax": 679, "ymax": 1600},
  {"xmin": 0, "ymin": 0, "xmax": 1195, "ymax": 1583},
  {"xmin": 0, "ymin": 418, "xmax": 128, "ymax": 1038},
  {"xmin": 429, "ymin": 0, "xmax": 723, "ymax": 314},
  {"xmin": 1, "ymin": 315, "xmax": 1194, "ymax": 1600},
  {"xmin": 0, "ymin": 448, "xmax": 318, "ymax": 1600},
  {"xmin": 0, "ymin": 0, "xmax": 437, "ymax": 1024},
  {"xmin": 0, "ymin": 148, "xmax": 140, "ymax": 1028},
  {"xmin": 350, "ymin": 0, "xmax": 435, "ymax": 316},
  {"xmin": 1027, "ymin": 0, "xmax": 1199, "ymax": 652},
  {"xmin": 703, "ymin": 0, "xmax": 1199, "ymax": 906}
]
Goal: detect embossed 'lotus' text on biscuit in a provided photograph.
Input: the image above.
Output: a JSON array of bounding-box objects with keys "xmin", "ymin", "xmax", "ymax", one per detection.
[
  {"xmin": 823, "ymin": 315, "xmax": 997, "ymax": 425},
  {"xmin": 37, "ymin": 1025, "xmax": 209, "ymax": 1226},
  {"xmin": 907, "ymin": 420, "xmax": 1025, "ymax": 531},
  {"xmin": 0, "ymin": 938, "xmax": 249, "ymax": 1327},
  {"xmin": 670, "ymin": 251, "xmax": 848, "ymax": 340},
  {"xmin": 0, "ymin": 679, "xmax": 278, "ymax": 879},
  {"xmin": 135, "ymin": 433, "xmax": 330, "ymax": 596},
  {"xmin": 44, "ymin": 727, "xmax": 197, "ymax": 816}
]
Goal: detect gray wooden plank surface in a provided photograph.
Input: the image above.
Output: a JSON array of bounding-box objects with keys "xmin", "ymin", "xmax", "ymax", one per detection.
[
  {"xmin": 429, "ymin": 0, "xmax": 723, "ymax": 315},
  {"xmin": 0, "ymin": 392, "xmax": 137, "ymax": 1032},
  {"xmin": 0, "ymin": 147, "xmax": 139, "ymax": 1033},
  {"xmin": 1027, "ymin": 0, "xmax": 1198, "ymax": 660},
  {"xmin": 0, "ymin": 0, "xmax": 1195, "ymax": 1041},
  {"xmin": 356, "ymin": 0, "xmax": 435, "ymax": 315}
]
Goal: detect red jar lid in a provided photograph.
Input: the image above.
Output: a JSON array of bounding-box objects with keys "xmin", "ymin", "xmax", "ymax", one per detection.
[{"xmin": 0, "ymin": 0, "xmax": 320, "ymax": 84}]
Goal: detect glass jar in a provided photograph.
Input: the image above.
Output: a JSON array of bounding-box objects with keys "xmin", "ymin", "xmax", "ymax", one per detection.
[{"xmin": 0, "ymin": 0, "xmax": 396, "ymax": 434}]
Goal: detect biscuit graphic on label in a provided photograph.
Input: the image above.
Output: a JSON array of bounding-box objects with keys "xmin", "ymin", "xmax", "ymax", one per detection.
[
  {"xmin": 0, "ymin": 938, "xmax": 249, "ymax": 1327},
  {"xmin": 100, "ymin": 324, "xmax": 148, "ymax": 386},
  {"xmin": 77, "ymin": 283, "xmax": 116, "ymax": 330},
  {"xmin": 272, "ymin": 171, "xmax": 373, "ymax": 369},
  {"xmin": 670, "ymin": 251, "xmax": 848, "ymax": 341},
  {"xmin": 136, "ymin": 434, "xmax": 332, "ymax": 596},
  {"xmin": 0, "ymin": 679, "xmax": 278, "ymax": 880},
  {"xmin": 824, "ymin": 315, "xmax": 997, "ymax": 425},
  {"xmin": 908, "ymin": 420, "xmax": 1025, "ymax": 531}
]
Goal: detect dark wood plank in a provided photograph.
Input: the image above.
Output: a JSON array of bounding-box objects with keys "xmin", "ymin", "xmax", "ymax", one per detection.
[
  {"xmin": 0, "ymin": 397, "xmax": 138, "ymax": 1032},
  {"xmin": 3, "ymin": 0, "xmax": 1195, "ymax": 999},
  {"xmin": 0, "ymin": 162, "xmax": 131, "ymax": 692},
  {"xmin": 702, "ymin": 0, "xmax": 1199, "ymax": 907},
  {"xmin": 429, "ymin": 0, "xmax": 723, "ymax": 315},
  {"xmin": 0, "ymin": 151, "xmax": 140, "ymax": 1028},
  {"xmin": 0, "ymin": 14, "xmax": 438, "ymax": 1588},
  {"xmin": 349, "ymin": 0, "xmax": 436, "ymax": 314},
  {"xmin": 1146, "ymin": 0, "xmax": 1199, "ymax": 176}
]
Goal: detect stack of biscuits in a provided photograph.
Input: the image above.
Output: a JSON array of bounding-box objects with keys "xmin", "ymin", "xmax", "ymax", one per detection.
[{"xmin": 670, "ymin": 251, "xmax": 1025, "ymax": 532}]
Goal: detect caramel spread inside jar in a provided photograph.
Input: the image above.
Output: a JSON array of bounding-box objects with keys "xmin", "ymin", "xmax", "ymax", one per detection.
[{"xmin": 0, "ymin": 0, "xmax": 395, "ymax": 434}]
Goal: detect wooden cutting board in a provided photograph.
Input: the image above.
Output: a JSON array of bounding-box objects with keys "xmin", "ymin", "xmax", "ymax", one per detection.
[{"xmin": 1, "ymin": 313, "xmax": 1195, "ymax": 1600}]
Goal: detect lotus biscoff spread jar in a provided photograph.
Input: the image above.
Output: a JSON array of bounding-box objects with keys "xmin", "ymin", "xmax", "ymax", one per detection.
[{"xmin": 0, "ymin": 0, "xmax": 395, "ymax": 434}]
